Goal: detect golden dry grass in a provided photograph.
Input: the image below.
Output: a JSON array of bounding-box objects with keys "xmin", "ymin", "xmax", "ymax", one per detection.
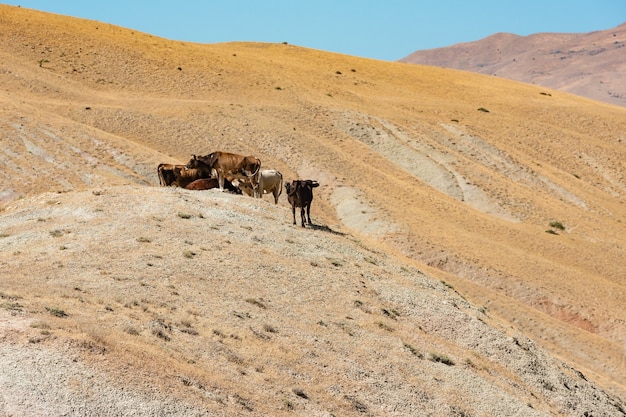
[{"xmin": 0, "ymin": 5, "xmax": 625, "ymax": 416}]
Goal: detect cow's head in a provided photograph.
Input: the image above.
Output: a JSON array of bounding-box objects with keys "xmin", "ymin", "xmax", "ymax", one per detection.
[{"xmin": 185, "ymin": 154, "xmax": 200, "ymax": 170}]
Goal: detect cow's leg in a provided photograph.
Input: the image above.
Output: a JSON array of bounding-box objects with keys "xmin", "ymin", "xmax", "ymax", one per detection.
[
  {"xmin": 306, "ymin": 203, "xmax": 313, "ymax": 225},
  {"xmin": 273, "ymin": 188, "xmax": 279, "ymax": 204},
  {"xmin": 300, "ymin": 207, "xmax": 306, "ymax": 227},
  {"xmin": 292, "ymin": 205, "xmax": 297, "ymax": 225},
  {"xmin": 218, "ymin": 174, "xmax": 225, "ymax": 191}
]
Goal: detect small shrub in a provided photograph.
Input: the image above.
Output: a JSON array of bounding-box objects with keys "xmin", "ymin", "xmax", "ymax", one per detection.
[
  {"xmin": 293, "ymin": 388, "xmax": 308, "ymax": 399},
  {"xmin": 549, "ymin": 221, "xmax": 565, "ymax": 230},
  {"xmin": 180, "ymin": 326, "xmax": 199, "ymax": 335},
  {"xmin": 546, "ymin": 229, "xmax": 558, "ymax": 235},
  {"xmin": 136, "ymin": 237, "xmax": 152, "ymax": 243},
  {"xmin": 0, "ymin": 232, "xmax": 9, "ymax": 238},
  {"xmin": 30, "ymin": 321, "xmax": 50, "ymax": 330},
  {"xmin": 364, "ymin": 256, "xmax": 377, "ymax": 265},
  {"xmin": 283, "ymin": 399, "xmax": 294, "ymax": 410},
  {"xmin": 125, "ymin": 326, "xmax": 140, "ymax": 336},
  {"xmin": 50, "ymin": 229, "xmax": 64, "ymax": 238},
  {"xmin": 152, "ymin": 328, "xmax": 170, "ymax": 341},
  {"xmin": 330, "ymin": 259, "xmax": 343, "ymax": 267},
  {"xmin": 404, "ymin": 342, "xmax": 422, "ymax": 358},
  {"xmin": 1, "ymin": 301, "xmax": 23, "ymax": 311},
  {"xmin": 263, "ymin": 324, "xmax": 277, "ymax": 333},
  {"xmin": 441, "ymin": 280, "xmax": 454, "ymax": 290},
  {"xmin": 177, "ymin": 212, "xmax": 192, "ymax": 219},
  {"xmin": 245, "ymin": 298, "xmax": 266, "ymax": 309},
  {"xmin": 477, "ymin": 107, "xmax": 490, "ymax": 113},
  {"xmin": 429, "ymin": 352, "xmax": 455, "ymax": 366},
  {"xmin": 45, "ymin": 307, "xmax": 67, "ymax": 317},
  {"xmin": 183, "ymin": 250, "xmax": 196, "ymax": 259},
  {"xmin": 376, "ymin": 321, "xmax": 394, "ymax": 332}
]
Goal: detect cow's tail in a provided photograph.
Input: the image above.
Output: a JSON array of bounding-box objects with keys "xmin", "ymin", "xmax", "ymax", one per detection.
[
  {"xmin": 251, "ymin": 159, "xmax": 261, "ymax": 178},
  {"xmin": 277, "ymin": 171, "xmax": 284, "ymax": 198}
]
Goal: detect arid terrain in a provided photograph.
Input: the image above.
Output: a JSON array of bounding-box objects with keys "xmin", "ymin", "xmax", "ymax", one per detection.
[
  {"xmin": 401, "ymin": 22, "xmax": 626, "ymax": 108},
  {"xmin": 1, "ymin": 5, "xmax": 625, "ymax": 416}
]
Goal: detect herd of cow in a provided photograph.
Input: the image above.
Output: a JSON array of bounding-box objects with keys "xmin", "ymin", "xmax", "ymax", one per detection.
[{"xmin": 157, "ymin": 151, "xmax": 320, "ymax": 227}]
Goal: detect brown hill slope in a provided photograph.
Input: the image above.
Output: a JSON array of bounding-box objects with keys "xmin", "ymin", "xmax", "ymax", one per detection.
[
  {"xmin": 1, "ymin": 5, "xmax": 625, "ymax": 415},
  {"xmin": 400, "ymin": 23, "xmax": 626, "ymax": 108}
]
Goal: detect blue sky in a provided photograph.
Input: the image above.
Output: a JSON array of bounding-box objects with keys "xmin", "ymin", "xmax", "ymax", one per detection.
[{"xmin": 4, "ymin": 1, "xmax": 625, "ymax": 61}]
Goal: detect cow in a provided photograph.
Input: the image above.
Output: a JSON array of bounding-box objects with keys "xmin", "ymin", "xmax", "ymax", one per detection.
[
  {"xmin": 157, "ymin": 163, "xmax": 183, "ymax": 186},
  {"xmin": 184, "ymin": 178, "xmax": 219, "ymax": 190},
  {"xmin": 184, "ymin": 177, "xmax": 242, "ymax": 193},
  {"xmin": 285, "ymin": 179, "xmax": 319, "ymax": 227},
  {"xmin": 237, "ymin": 169, "xmax": 283, "ymax": 204},
  {"xmin": 157, "ymin": 163, "xmax": 207, "ymax": 188},
  {"xmin": 186, "ymin": 152, "xmax": 261, "ymax": 195}
]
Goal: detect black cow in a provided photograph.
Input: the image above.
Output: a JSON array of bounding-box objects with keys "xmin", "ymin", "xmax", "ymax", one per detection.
[{"xmin": 285, "ymin": 180, "xmax": 319, "ymax": 227}]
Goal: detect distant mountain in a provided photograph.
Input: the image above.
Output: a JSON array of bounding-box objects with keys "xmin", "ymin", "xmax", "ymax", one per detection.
[{"xmin": 401, "ymin": 23, "xmax": 626, "ymax": 107}]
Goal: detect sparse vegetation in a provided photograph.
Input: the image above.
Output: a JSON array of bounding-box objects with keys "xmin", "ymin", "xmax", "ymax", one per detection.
[
  {"xmin": 376, "ymin": 321, "xmax": 394, "ymax": 332},
  {"xmin": 49, "ymin": 229, "xmax": 64, "ymax": 237},
  {"xmin": 177, "ymin": 212, "xmax": 192, "ymax": 219},
  {"xmin": 1, "ymin": 301, "xmax": 23, "ymax": 311},
  {"xmin": 363, "ymin": 256, "xmax": 377, "ymax": 265},
  {"xmin": 404, "ymin": 342, "xmax": 423, "ymax": 358},
  {"xmin": 263, "ymin": 324, "xmax": 277, "ymax": 333},
  {"xmin": 245, "ymin": 298, "xmax": 266, "ymax": 309},
  {"xmin": 45, "ymin": 307, "xmax": 68, "ymax": 318},
  {"xmin": 477, "ymin": 107, "xmax": 490, "ymax": 112},
  {"xmin": 429, "ymin": 352, "xmax": 455, "ymax": 366},
  {"xmin": 549, "ymin": 221, "xmax": 565, "ymax": 230},
  {"xmin": 441, "ymin": 280, "xmax": 454, "ymax": 290},
  {"xmin": 136, "ymin": 236, "xmax": 152, "ymax": 243}
]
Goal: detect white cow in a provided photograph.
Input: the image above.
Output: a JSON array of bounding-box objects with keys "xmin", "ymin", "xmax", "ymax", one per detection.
[{"xmin": 237, "ymin": 169, "xmax": 283, "ymax": 204}]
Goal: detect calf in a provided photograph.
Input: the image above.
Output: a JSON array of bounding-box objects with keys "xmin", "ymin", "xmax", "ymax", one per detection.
[
  {"xmin": 185, "ymin": 178, "xmax": 219, "ymax": 190},
  {"xmin": 285, "ymin": 179, "xmax": 319, "ymax": 227},
  {"xmin": 238, "ymin": 169, "xmax": 283, "ymax": 204},
  {"xmin": 185, "ymin": 177, "xmax": 241, "ymax": 193}
]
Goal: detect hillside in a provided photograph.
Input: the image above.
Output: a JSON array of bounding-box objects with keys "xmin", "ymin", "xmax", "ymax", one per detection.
[
  {"xmin": 400, "ymin": 22, "xmax": 626, "ymax": 108},
  {"xmin": 1, "ymin": 5, "xmax": 625, "ymax": 416}
]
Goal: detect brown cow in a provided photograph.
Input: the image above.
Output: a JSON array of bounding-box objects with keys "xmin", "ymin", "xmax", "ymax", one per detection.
[
  {"xmin": 184, "ymin": 177, "xmax": 242, "ymax": 193},
  {"xmin": 185, "ymin": 178, "xmax": 219, "ymax": 190},
  {"xmin": 186, "ymin": 152, "xmax": 261, "ymax": 195},
  {"xmin": 157, "ymin": 163, "xmax": 206, "ymax": 188},
  {"xmin": 285, "ymin": 179, "xmax": 319, "ymax": 227}
]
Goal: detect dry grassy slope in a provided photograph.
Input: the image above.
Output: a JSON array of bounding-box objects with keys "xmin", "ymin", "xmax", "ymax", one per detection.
[
  {"xmin": 0, "ymin": 5, "xmax": 625, "ymax": 413},
  {"xmin": 1, "ymin": 187, "xmax": 623, "ymax": 416}
]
